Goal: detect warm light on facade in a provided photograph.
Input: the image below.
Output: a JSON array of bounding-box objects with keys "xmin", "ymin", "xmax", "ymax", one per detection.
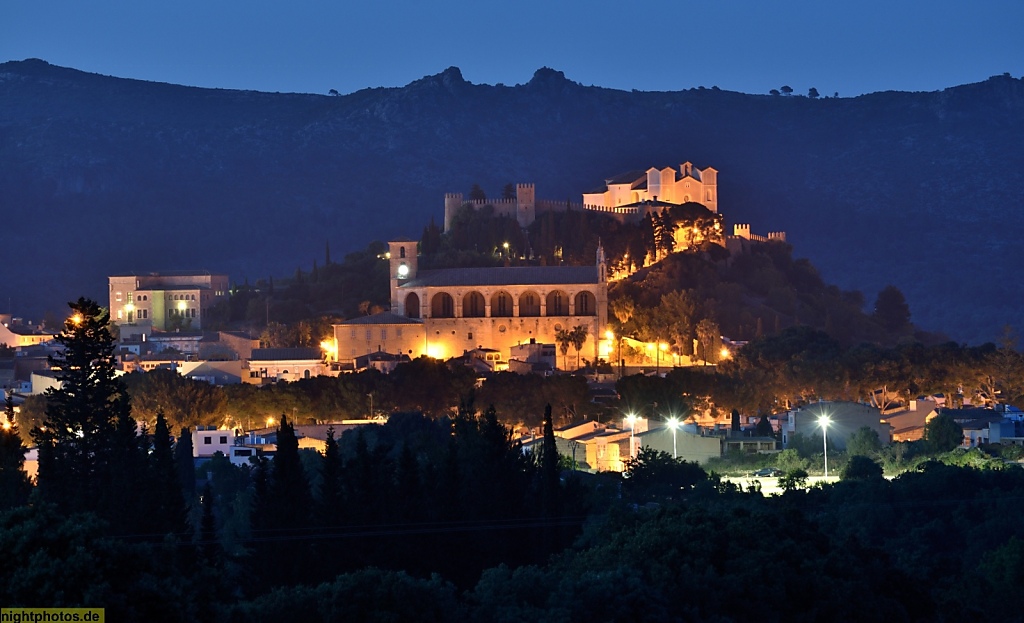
[
  {"xmin": 426, "ymin": 344, "xmax": 447, "ymax": 359},
  {"xmin": 320, "ymin": 339, "xmax": 338, "ymax": 361}
]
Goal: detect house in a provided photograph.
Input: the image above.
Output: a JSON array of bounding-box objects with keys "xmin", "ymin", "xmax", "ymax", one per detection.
[
  {"xmin": 0, "ymin": 318, "xmax": 53, "ymax": 349},
  {"xmin": 354, "ymin": 350, "xmax": 411, "ymax": 374},
  {"xmin": 247, "ymin": 348, "xmax": 327, "ymax": 383},
  {"xmin": 192, "ymin": 426, "xmax": 234, "ymax": 458},
  {"xmin": 108, "ymin": 271, "xmax": 229, "ymax": 332},
  {"xmin": 782, "ymin": 401, "xmax": 892, "ymax": 450},
  {"xmin": 881, "ymin": 398, "xmax": 940, "ymax": 442},
  {"xmin": 333, "ymin": 312, "xmax": 425, "ymax": 365}
]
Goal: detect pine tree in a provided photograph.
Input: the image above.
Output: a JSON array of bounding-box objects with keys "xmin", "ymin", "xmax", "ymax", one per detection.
[
  {"xmin": 0, "ymin": 391, "xmax": 31, "ymax": 510},
  {"xmin": 32, "ymin": 298, "xmax": 134, "ymax": 518}
]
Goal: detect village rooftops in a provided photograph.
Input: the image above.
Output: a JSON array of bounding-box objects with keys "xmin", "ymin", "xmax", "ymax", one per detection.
[{"xmin": 401, "ymin": 265, "xmax": 600, "ymax": 288}]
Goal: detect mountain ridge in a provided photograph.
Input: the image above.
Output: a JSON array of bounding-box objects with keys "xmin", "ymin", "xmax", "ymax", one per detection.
[{"xmin": 1, "ymin": 59, "xmax": 1021, "ymax": 343}]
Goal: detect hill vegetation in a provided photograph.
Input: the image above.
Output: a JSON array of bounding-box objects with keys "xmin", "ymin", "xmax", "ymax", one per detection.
[{"xmin": 2, "ymin": 60, "xmax": 1023, "ymax": 342}]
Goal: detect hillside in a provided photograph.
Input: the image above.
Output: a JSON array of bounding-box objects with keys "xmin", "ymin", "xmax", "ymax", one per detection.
[{"xmin": 1, "ymin": 60, "xmax": 1022, "ymax": 342}]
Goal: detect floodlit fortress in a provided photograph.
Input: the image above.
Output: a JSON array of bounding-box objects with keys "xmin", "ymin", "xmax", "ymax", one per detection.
[{"xmin": 443, "ymin": 162, "xmax": 719, "ymax": 231}]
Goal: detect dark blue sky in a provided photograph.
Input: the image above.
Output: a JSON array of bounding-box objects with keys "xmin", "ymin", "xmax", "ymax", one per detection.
[{"xmin": 3, "ymin": 1, "xmax": 1022, "ymax": 96}]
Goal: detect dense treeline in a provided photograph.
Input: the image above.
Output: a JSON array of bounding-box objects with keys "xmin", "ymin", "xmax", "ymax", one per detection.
[
  {"xmin": 5, "ymin": 299, "xmax": 1024, "ymax": 620},
  {"xmin": 16, "ymin": 363, "xmax": 597, "ymax": 442}
]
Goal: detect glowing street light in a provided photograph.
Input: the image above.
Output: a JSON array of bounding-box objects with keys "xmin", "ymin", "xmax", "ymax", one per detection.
[
  {"xmin": 818, "ymin": 414, "xmax": 831, "ymax": 479},
  {"xmin": 719, "ymin": 346, "xmax": 731, "ymax": 360},
  {"xmin": 70, "ymin": 313, "xmax": 83, "ymax": 326},
  {"xmin": 667, "ymin": 416, "xmax": 680, "ymax": 458},
  {"xmin": 625, "ymin": 412, "xmax": 638, "ymax": 458}
]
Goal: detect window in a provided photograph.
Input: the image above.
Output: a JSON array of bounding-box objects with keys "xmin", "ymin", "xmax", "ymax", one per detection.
[
  {"xmin": 204, "ymin": 437, "xmax": 212, "ymax": 445},
  {"xmin": 236, "ymin": 449, "xmax": 252, "ymax": 457},
  {"xmin": 546, "ymin": 291, "xmax": 568, "ymax": 316},
  {"xmin": 381, "ymin": 329, "xmax": 387, "ymax": 340},
  {"xmin": 575, "ymin": 291, "xmax": 596, "ymax": 316},
  {"xmin": 491, "ymin": 291, "xmax": 513, "ymax": 317},
  {"xmin": 405, "ymin": 293, "xmax": 420, "ymax": 318},
  {"xmin": 350, "ymin": 329, "xmax": 356, "ymax": 339},
  {"xmin": 365, "ymin": 329, "xmax": 372, "ymax": 340},
  {"xmin": 463, "ymin": 291, "xmax": 485, "ymax": 317},
  {"xmin": 115, "ymin": 292, "xmax": 122, "ymax": 302},
  {"xmin": 396, "ymin": 328, "xmax": 402, "ymax": 337},
  {"xmin": 431, "ymin": 292, "xmax": 455, "ymax": 318},
  {"xmin": 400, "ymin": 246, "xmax": 406, "ymax": 258},
  {"xmin": 219, "ymin": 436, "xmax": 228, "ymax": 444},
  {"xmin": 519, "ymin": 292, "xmax": 540, "ymax": 317}
]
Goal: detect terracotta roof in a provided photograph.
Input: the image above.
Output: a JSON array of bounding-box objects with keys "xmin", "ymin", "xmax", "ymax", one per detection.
[{"xmin": 401, "ymin": 265, "xmax": 599, "ymax": 288}]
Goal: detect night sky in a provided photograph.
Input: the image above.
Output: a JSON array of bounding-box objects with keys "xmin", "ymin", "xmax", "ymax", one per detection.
[{"xmin": 3, "ymin": 0, "xmax": 1022, "ymax": 96}]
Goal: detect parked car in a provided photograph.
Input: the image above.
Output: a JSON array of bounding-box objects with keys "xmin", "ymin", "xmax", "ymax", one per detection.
[{"xmin": 751, "ymin": 468, "xmax": 783, "ymax": 477}]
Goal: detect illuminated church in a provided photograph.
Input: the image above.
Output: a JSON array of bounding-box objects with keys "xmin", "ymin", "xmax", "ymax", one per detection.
[{"xmin": 333, "ymin": 239, "xmax": 609, "ymax": 367}]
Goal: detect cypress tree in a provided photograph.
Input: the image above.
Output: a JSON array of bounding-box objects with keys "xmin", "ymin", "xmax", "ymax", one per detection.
[
  {"xmin": 151, "ymin": 409, "xmax": 188, "ymax": 536},
  {"xmin": 0, "ymin": 391, "xmax": 31, "ymax": 510},
  {"xmin": 317, "ymin": 426, "xmax": 343, "ymax": 527},
  {"xmin": 174, "ymin": 426, "xmax": 197, "ymax": 501}
]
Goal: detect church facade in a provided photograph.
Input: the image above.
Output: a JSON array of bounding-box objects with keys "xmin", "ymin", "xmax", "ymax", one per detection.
[{"xmin": 334, "ymin": 239, "xmax": 609, "ymax": 367}]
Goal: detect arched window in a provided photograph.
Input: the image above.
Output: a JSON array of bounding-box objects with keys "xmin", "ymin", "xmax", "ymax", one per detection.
[
  {"xmin": 304, "ymin": 370, "xmax": 311, "ymax": 379},
  {"xmin": 405, "ymin": 293, "xmax": 420, "ymax": 318},
  {"xmin": 546, "ymin": 290, "xmax": 569, "ymax": 316},
  {"xmin": 463, "ymin": 291, "xmax": 485, "ymax": 317},
  {"xmin": 431, "ymin": 292, "xmax": 455, "ymax": 318},
  {"xmin": 519, "ymin": 291, "xmax": 540, "ymax": 317},
  {"xmin": 400, "ymin": 247, "xmax": 406, "ymax": 258},
  {"xmin": 491, "ymin": 291, "xmax": 513, "ymax": 317},
  {"xmin": 574, "ymin": 291, "xmax": 596, "ymax": 316}
]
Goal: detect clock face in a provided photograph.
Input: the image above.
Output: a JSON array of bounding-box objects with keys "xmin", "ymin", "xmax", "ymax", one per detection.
[{"xmin": 397, "ymin": 264, "xmax": 409, "ymax": 278}]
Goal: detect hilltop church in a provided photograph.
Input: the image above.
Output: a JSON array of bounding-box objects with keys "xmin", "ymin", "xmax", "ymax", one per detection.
[{"xmin": 333, "ymin": 239, "xmax": 609, "ymax": 367}]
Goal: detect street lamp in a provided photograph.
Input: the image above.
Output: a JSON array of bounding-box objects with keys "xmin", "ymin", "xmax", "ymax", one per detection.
[
  {"xmin": 502, "ymin": 241, "xmax": 509, "ymax": 259},
  {"xmin": 667, "ymin": 416, "xmax": 680, "ymax": 459},
  {"xmin": 626, "ymin": 412, "xmax": 638, "ymax": 458},
  {"xmin": 818, "ymin": 414, "xmax": 831, "ymax": 479}
]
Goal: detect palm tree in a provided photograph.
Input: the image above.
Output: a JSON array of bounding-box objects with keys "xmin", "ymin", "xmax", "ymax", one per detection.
[
  {"xmin": 555, "ymin": 329, "xmax": 572, "ymax": 371},
  {"xmin": 570, "ymin": 325, "xmax": 589, "ymax": 370}
]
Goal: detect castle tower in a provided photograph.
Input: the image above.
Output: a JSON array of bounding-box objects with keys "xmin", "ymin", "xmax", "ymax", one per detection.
[
  {"xmin": 443, "ymin": 192, "xmax": 464, "ymax": 232},
  {"xmin": 516, "ymin": 183, "xmax": 536, "ymax": 228},
  {"xmin": 388, "ymin": 239, "xmax": 418, "ymax": 313}
]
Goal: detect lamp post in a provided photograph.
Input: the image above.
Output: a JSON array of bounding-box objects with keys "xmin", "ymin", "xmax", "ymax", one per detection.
[
  {"xmin": 818, "ymin": 414, "xmax": 831, "ymax": 479},
  {"xmin": 667, "ymin": 416, "xmax": 679, "ymax": 459},
  {"xmin": 626, "ymin": 412, "xmax": 638, "ymax": 458}
]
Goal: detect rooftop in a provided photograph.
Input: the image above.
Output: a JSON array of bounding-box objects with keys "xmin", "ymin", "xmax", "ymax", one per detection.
[{"xmin": 402, "ymin": 265, "xmax": 599, "ymax": 288}]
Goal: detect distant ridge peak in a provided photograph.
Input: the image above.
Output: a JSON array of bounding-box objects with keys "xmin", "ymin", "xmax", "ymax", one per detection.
[
  {"xmin": 530, "ymin": 67, "xmax": 568, "ymax": 84},
  {"xmin": 408, "ymin": 66, "xmax": 467, "ymax": 92}
]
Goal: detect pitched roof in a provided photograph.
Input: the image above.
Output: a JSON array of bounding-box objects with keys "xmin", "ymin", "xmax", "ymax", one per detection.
[
  {"xmin": 250, "ymin": 348, "xmax": 322, "ymax": 361},
  {"xmin": 402, "ymin": 265, "xmax": 599, "ymax": 288},
  {"xmin": 338, "ymin": 312, "xmax": 424, "ymax": 326}
]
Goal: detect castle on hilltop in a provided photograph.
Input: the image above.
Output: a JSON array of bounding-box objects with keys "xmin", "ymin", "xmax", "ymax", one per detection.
[{"xmin": 443, "ymin": 161, "xmax": 784, "ymax": 256}]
